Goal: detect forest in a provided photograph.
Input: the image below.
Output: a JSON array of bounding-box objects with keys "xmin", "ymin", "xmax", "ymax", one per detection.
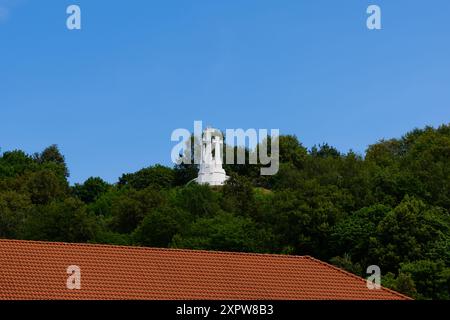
[{"xmin": 0, "ymin": 124, "xmax": 449, "ymax": 300}]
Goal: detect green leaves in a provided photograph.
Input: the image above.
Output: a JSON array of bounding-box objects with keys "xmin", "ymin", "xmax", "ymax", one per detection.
[
  {"xmin": 399, "ymin": 260, "xmax": 450, "ymax": 300},
  {"xmin": 133, "ymin": 206, "xmax": 189, "ymax": 247},
  {"xmin": 171, "ymin": 211, "xmax": 271, "ymax": 253},
  {"xmin": 72, "ymin": 177, "xmax": 110, "ymax": 203},
  {"xmin": 0, "ymin": 191, "xmax": 31, "ymax": 238},
  {"xmin": 34, "ymin": 145, "xmax": 70, "ymax": 178},
  {"xmin": 109, "ymin": 187, "xmax": 166, "ymax": 233},
  {"xmin": 1, "ymin": 124, "xmax": 450, "ymax": 299},
  {"xmin": 118, "ymin": 164, "xmax": 175, "ymax": 190},
  {"xmin": 374, "ymin": 196, "xmax": 450, "ymax": 272},
  {"xmin": 21, "ymin": 197, "xmax": 96, "ymax": 243},
  {"xmin": 26, "ymin": 169, "xmax": 69, "ymax": 205}
]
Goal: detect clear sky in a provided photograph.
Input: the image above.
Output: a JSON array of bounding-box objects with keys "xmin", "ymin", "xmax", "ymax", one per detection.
[{"xmin": 1, "ymin": 0, "xmax": 449, "ymax": 184}]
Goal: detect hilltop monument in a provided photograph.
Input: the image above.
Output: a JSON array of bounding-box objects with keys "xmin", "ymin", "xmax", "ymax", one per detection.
[{"xmin": 195, "ymin": 127, "xmax": 229, "ymax": 186}]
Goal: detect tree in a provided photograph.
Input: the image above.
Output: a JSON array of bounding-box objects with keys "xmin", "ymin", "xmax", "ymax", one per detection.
[
  {"xmin": 34, "ymin": 145, "xmax": 69, "ymax": 177},
  {"xmin": 329, "ymin": 254, "xmax": 363, "ymax": 276},
  {"xmin": 221, "ymin": 174, "xmax": 256, "ymax": 217},
  {"xmin": 132, "ymin": 206, "xmax": 189, "ymax": 247},
  {"xmin": 0, "ymin": 150, "xmax": 35, "ymax": 178},
  {"xmin": 173, "ymin": 162, "xmax": 198, "ymax": 186},
  {"xmin": 0, "ymin": 191, "xmax": 31, "ymax": 238},
  {"xmin": 277, "ymin": 135, "xmax": 307, "ymax": 168},
  {"xmin": 311, "ymin": 143, "xmax": 341, "ymax": 159},
  {"xmin": 399, "ymin": 260, "xmax": 450, "ymax": 300},
  {"xmin": 400, "ymin": 126, "xmax": 450, "ymax": 210},
  {"xmin": 73, "ymin": 177, "xmax": 110, "ymax": 203},
  {"xmin": 171, "ymin": 211, "xmax": 272, "ymax": 253},
  {"xmin": 382, "ymin": 272, "xmax": 417, "ymax": 299},
  {"xmin": 373, "ymin": 196, "xmax": 450, "ymax": 273},
  {"xmin": 118, "ymin": 165, "xmax": 175, "ymax": 190},
  {"xmin": 171, "ymin": 183, "xmax": 220, "ymax": 217},
  {"xmin": 110, "ymin": 187, "xmax": 166, "ymax": 233},
  {"xmin": 222, "ymin": 145, "xmax": 260, "ymax": 184},
  {"xmin": 331, "ymin": 204, "xmax": 391, "ymax": 266},
  {"xmin": 268, "ymin": 182, "xmax": 346, "ymax": 258},
  {"xmin": 26, "ymin": 169, "xmax": 69, "ymax": 205},
  {"xmin": 21, "ymin": 198, "xmax": 96, "ymax": 243},
  {"xmin": 270, "ymin": 163, "xmax": 304, "ymax": 190}
]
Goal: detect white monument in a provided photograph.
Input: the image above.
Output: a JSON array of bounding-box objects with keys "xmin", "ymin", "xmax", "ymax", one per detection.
[{"xmin": 195, "ymin": 127, "xmax": 229, "ymax": 186}]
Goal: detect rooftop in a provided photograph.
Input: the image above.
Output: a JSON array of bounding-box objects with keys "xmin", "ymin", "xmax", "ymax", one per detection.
[{"xmin": 0, "ymin": 239, "xmax": 410, "ymax": 300}]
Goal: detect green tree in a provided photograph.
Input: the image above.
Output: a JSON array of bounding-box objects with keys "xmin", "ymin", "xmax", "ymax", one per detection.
[
  {"xmin": 278, "ymin": 135, "xmax": 307, "ymax": 168},
  {"xmin": 331, "ymin": 204, "xmax": 391, "ymax": 266},
  {"xmin": 21, "ymin": 198, "xmax": 96, "ymax": 242},
  {"xmin": 268, "ymin": 182, "xmax": 346, "ymax": 258},
  {"xmin": 329, "ymin": 254, "xmax": 363, "ymax": 276},
  {"xmin": 73, "ymin": 177, "xmax": 110, "ymax": 203},
  {"xmin": 118, "ymin": 164, "xmax": 175, "ymax": 190},
  {"xmin": 383, "ymin": 272, "xmax": 417, "ymax": 299},
  {"xmin": 110, "ymin": 187, "xmax": 166, "ymax": 233},
  {"xmin": 399, "ymin": 260, "xmax": 450, "ymax": 300},
  {"xmin": 311, "ymin": 143, "xmax": 341, "ymax": 159},
  {"xmin": 132, "ymin": 206, "xmax": 189, "ymax": 247},
  {"xmin": 171, "ymin": 211, "xmax": 271, "ymax": 252},
  {"xmin": 26, "ymin": 169, "xmax": 68, "ymax": 205},
  {"xmin": 0, "ymin": 191, "xmax": 31, "ymax": 238},
  {"xmin": 374, "ymin": 196, "xmax": 450, "ymax": 273},
  {"xmin": 34, "ymin": 144, "xmax": 69, "ymax": 177},
  {"xmin": 171, "ymin": 183, "xmax": 220, "ymax": 217},
  {"xmin": 0, "ymin": 150, "xmax": 35, "ymax": 178},
  {"xmin": 173, "ymin": 162, "xmax": 198, "ymax": 186},
  {"xmin": 221, "ymin": 174, "xmax": 256, "ymax": 217}
]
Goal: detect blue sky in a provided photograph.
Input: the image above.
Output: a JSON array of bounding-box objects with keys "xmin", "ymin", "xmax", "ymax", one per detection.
[{"xmin": 1, "ymin": 0, "xmax": 449, "ymax": 184}]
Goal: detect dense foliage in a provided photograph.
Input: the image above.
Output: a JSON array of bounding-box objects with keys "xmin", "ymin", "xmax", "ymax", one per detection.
[{"xmin": 1, "ymin": 124, "xmax": 449, "ymax": 300}]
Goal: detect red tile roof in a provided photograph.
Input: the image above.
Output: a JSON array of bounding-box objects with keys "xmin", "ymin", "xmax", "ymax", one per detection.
[{"xmin": 0, "ymin": 239, "xmax": 410, "ymax": 300}]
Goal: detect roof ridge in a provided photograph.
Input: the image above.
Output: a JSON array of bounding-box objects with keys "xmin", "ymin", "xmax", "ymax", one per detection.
[
  {"xmin": 0, "ymin": 238, "xmax": 310, "ymax": 259},
  {"xmin": 303, "ymin": 255, "xmax": 413, "ymax": 300}
]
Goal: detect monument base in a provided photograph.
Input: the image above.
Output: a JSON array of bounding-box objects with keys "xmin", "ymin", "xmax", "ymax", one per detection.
[{"xmin": 195, "ymin": 170, "xmax": 229, "ymax": 186}]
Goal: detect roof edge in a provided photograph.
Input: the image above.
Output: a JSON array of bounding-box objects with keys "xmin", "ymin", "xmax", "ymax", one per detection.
[{"xmin": 304, "ymin": 255, "xmax": 413, "ymax": 300}]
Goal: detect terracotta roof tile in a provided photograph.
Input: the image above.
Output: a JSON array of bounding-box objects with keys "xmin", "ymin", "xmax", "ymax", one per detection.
[{"xmin": 0, "ymin": 239, "xmax": 410, "ymax": 300}]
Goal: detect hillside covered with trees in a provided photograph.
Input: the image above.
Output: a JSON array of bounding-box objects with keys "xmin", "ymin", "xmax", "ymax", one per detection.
[{"xmin": 1, "ymin": 124, "xmax": 449, "ymax": 300}]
